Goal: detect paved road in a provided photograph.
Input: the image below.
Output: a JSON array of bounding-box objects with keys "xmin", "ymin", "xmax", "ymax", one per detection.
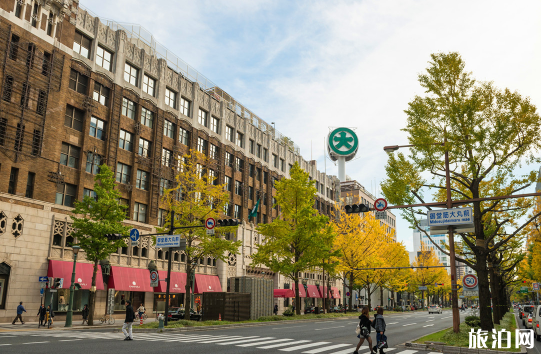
[
  {"xmin": 0, "ymin": 310, "xmax": 470, "ymax": 354},
  {"xmin": 517, "ymin": 309, "xmax": 541, "ymax": 354}
]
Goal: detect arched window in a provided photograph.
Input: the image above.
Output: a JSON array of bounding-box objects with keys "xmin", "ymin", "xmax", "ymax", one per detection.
[{"xmin": 0, "ymin": 262, "xmax": 10, "ymax": 309}]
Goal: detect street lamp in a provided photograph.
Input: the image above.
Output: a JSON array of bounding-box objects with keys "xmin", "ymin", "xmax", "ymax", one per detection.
[{"xmin": 65, "ymin": 245, "xmax": 80, "ymax": 327}]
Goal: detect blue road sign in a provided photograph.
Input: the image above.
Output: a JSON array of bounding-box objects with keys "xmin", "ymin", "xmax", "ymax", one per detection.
[
  {"xmin": 39, "ymin": 276, "xmax": 48, "ymax": 282},
  {"xmin": 40, "ymin": 288, "xmax": 44, "ymax": 295},
  {"xmin": 130, "ymin": 228, "xmax": 140, "ymax": 242}
]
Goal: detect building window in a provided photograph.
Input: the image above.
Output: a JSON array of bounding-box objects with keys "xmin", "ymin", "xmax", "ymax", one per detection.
[
  {"xmin": 55, "ymin": 183, "xmax": 77, "ymax": 207},
  {"xmin": 158, "ymin": 209, "xmax": 167, "ymax": 227},
  {"xmin": 280, "ymin": 159, "xmax": 285, "ymax": 172},
  {"xmin": 85, "ymin": 153, "xmax": 101, "ymax": 175},
  {"xmin": 162, "ymin": 148, "xmax": 172, "ymax": 166},
  {"xmin": 256, "ymin": 144, "xmax": 262, "ymax": 158},
  {"xmin": 64, "ymin": 105, "xmax": 84, "ymax": 132},
  {"xmin": 0, "ymin": 118, "xmax": 6, "ymax": 146},
  {"xmin": 2, "ymin": 75, "xmax": 13, "ymax": 102},
  {"xmin": 14, "ymin": 122, "xmax": 24, "ymax": 152},
  {"xmin": 31, "ymin": 129, "xmax": 41, "ymax": 156},
  {"xmin": 42, "ymin": 52, "xmax": 51, "ymax": 76},
  {"xmin": 121, "ymin": 98, "xmax": 136, "ymax": 119},
  {"xmin": 73, "ymin": 31, "xmax": 91, "ymax": 59},
  {"xmin": 46, "ymin": 12, "xmax": 53, "ymax": 36},
  {"xmin": 249, "ymin": 140, "xmax": 255, "ymax": 154},
  {"xmin": 263, "ymin": 171, "xmax": 268, "ymax": 184},
  {"xmin": 210, "ymin": 117, "xmax": 219, "ymax": 134},
  {"xmin": 248, "ymin": 186, "xmax": 254, "ymax": 200},
  {"xmin": 89, "ymin": 117, "xmax": 106, "ymax": 140},
  {"xmin": 142, "ymin": 74, "xmax": 155, "ymax": 96},
  {"xmin": 124, "ymin": 63, "xmax": 138, "ymax": 86},
  {"xmin": 15, "ymin": 1, "xmax": 23, "ymax": 18},
  {"xmin": 136, "ymin": 170, "xmax": 149, "ymax": 190},
  {"xmin": 225, "ymin": 126, "xmax": 234, "ymax": 142},
  {"xmin": 133, "ymin": 203, "xmax": 147, "ymax": 223},
  {"xmin": 8, "ymin": 167, "xmax": 18, "ymax": 195},
  {"xmin": 116, "ymin": 163, "xmax": 131, "ymax": 184},
  {"xmin": 198, "ymin": 109, "xmax": 208, "ymax": 127},
  {"xmin": 235, "ymin": 181, "xmax": 242, "ymax": 196},
  {"xmin": 159, "ymin": 179, "xmax": 169, "ymax": 196},
  {"xmin": 236, "ymin": 132, "xmax": 244, "ymax": 148},
  {"xmin": 26, "ymin": 43, "xmax": 35, "ymax": 69},
  {"xmin": 83, "ymin": 188, "xmax": 97, "ymax": 201},
  {"xmin": 209, "ymin": 144, "xmax": 219, "ymax": 160},
  {"xmin": 138, "ymin": 138, "xmax": 151, "ymax": 157},
  {"xmin": 9, "ymin": 34, "xmax": 19, "ymax": 61},
  {"xmin": 263, "ymin": 148, "xmax": 268, "ymax": 162},
  {"xmin": 224, "ymin": 176, "xmax": 232, "ymax": 192},
  {"xmin": 234, "ymin": 205, "xmax": 241, "ymax": 219},
  {"xmin": 223, "ymin": 203, "xmax": 231, "ymax": 216},
  {"xmin": 180, "ymin": 97, "xmax": 191, "ymax": 116},
  {"xmin": 25, "ymin": 172, "xmax": 35, "ymax": 198},
  {"xmin": 31, "ymin": 3, "xmax": 38, "ymax": 27},
  {"xmin": 235, "ymin": 157, "xmax": 244, "ymax": 172},
  {"xmin": 165, "ymin": 88, "xmax": 177, "ymax": 108},
  {"xmin": 95, "ymin": 46, "xmax": 113, "ymax": 71},
  {"xmin": 179, "ymin": 127, "xmax": 189, "ymax": 146},
  {"xmin": 249, "ymin": 164, "xmax": 255, "ymax": 177},
  {"xmin": 20, "ymin": 82, "xmax": 30, "ymax": 108},
  {"xmin": 60, "ymin": 143, "xmax": 80, "ymax": 168},
  {"xmin": 69, "ymin": 69, "xmax": 88, "ymax": 94},
  {"xmin": 36, "ymin": 90, "xmax": 47, "ymax": 115},
  {"xmin": 197, "ymin": 137, "xmax": 207, "ymax": 154},
  {"xmin": 208, "ymin": 169, "xmax": 216, "ymax": 185},
  {"xmin": 93, "ymin": 83, "xmax": 110, "ymax": 106},
  {"xmin": 163, "ymin": 120, "xmax": 175, "ymax": 139},
  {"xmin": 140, "ymin": 107, "xmax": 153, "ymax": 128},
  {"xmin": 119, "ymin": 130, "xmax": 133, "ymax": 151},
  {"xmin": 273, "ymin": 154, "xmax": 278, "ymax": 168},
  {"xmin": 225, "ymin": 152, "xmax": 233, "ymax": 167}
]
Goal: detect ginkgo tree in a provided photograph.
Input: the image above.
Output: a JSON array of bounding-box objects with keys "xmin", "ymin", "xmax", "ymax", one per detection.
[
  {"xmin": 410, "ymin": 244, "xmax": 447, "ymax": 308},
  {"xmin": 161, "ymin": 150, "xmax": 242, "ymax": 319}
]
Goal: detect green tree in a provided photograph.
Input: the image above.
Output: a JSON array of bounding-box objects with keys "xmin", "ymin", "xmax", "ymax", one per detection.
[
  {"xmin": 252, "ymin": 162, "xmax": 338, "ymax": 315},
  {"xmin": 161, "ymin": 150, "xmax": 241, "ymax": 319},
  {"xmin": 71, "ymin": 165, "xmax": 130, "ymax": 326},
  {"xmin": 381, "ymin": 52, "xmax": 541, "ymax": 330}
]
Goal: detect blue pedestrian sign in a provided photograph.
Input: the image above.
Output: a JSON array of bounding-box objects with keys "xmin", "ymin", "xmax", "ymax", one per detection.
[
  {"xmin": 39, "ymin": 276, "xmax": 48, "ymax": 282},
  {"xmin": 40, "ymin": 288, "xmax": 44, "ymax": 295},
  {"xmin": 130, "ymin": 228, "xmax": 140, "ymax": 242}
]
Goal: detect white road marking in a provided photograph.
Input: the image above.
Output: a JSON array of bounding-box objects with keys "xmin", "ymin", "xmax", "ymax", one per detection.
[
  {"xmin": 273, "ymin": 325, "xmax": 307, "ymax": 330},
  {"xmin": 315, "ymin": 325, "xmax": 345, "ymax": 330},
  {"xmin": 280, "ymin": 342, "xmax": 332, "ymax": 351},
  {"xmin": 424, "ymin": 324, "xmax": 435, "ymax": 327},
  {"xmin": 23, "ymin": 341, "xmax": 50, "ymax": 345},
  {"xmin": 403, "ymin": 323, "xmax": 416, "ymax": 326},
  {"xmin": 331, "ymin": 348, "xmax": 358, "ymax": 354},
  {"xmin": 258, "ymin": 340, "xmax": 311, "ymax": 349},
  {"xmin": 197, "ymin": 336, "xmax": 257, "ymax": 343},
  {"xmin": 0, "ymin": 344, "xmax": 13, "ymax": 346},
  {"xmin": 303, "ymin": 343, "xmax": 351, "ymax": 353},
  {"xmin": 426, "ymin": 319, "xmax": 434, "ymax": 322},
  {"xmin": 393, "ymin": 350, "xmax": 417, "ymax": 354},
  {"xmin": 59, "ymin": 339, "xmax": 82, "ymax": 342},
  {"xmin": 388, "ymin": 322, "xmax": 398, "ymax": 324},
  {"xmin": 217, "ymin": 337, "xmax": 274, "ymax": 345},
  {"xmin": 237, "ymin": 338, "xmax": 294, "ymax": 347}
]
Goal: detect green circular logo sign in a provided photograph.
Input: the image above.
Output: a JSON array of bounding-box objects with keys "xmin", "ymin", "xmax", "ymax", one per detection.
[{"xmin": 328, "ymin": 127, "xmax": 358, "ymax": 157}]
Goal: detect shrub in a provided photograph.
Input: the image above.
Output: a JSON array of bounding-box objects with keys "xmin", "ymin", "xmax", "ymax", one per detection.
[{"xmin": 465, "ymin": 315, "xmax": 481, "ymax": 327}]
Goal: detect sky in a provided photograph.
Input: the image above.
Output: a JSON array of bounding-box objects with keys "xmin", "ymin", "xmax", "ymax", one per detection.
[{"xmin": 82, "ymin": 0, "xmax": 541, "ymax": 251}]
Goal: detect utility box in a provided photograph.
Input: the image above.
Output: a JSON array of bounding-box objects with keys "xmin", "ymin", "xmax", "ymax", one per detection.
[
  {"xmin": 202, "ymin": 292, "xmax": 250, "ymax": 321},
  {"xmin": 230, "ymin": 276, "xmax": 273, "ymax": 320}
]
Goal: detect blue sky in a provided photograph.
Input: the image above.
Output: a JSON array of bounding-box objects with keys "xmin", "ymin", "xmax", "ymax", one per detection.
[{"xmin": 83, "ymin": 0, "xmax": 541, "ymax": 250}]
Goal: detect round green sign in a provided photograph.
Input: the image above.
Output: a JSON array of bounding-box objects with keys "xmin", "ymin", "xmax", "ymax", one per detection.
[{"xmin": 328, "ymin": 127, "xmax": 359, "ymax": 157}]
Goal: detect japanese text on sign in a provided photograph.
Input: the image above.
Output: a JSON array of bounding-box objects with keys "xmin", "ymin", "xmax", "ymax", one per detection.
[
  {"xmin": 427, "ymin": 207, "xmax": 473, "ymax": 227},
  {"xmin": 469, "ymin": 329, "xmax": 534, "ymax": 349},
  {"xmin": 156, "ymin": 235, "xmax": 182, "ymax": 248}
]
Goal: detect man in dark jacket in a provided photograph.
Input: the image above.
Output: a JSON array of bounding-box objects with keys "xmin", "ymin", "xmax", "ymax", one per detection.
[
  {"xmin": 37, "ymin": 305, "xmax": 46, "ymax": 326},
  {"xmin": 122, "ymin": 300, "xmax": 135, "ymax": 340},
  {"xmin": 12, "ymin": 301, "xmax": 26, "ymax": 325}
]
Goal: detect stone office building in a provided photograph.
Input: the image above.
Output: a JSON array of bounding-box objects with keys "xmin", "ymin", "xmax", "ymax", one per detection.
[{"xmin": 0, "ymin": 0, "xmax": 342, "ymax": 322}]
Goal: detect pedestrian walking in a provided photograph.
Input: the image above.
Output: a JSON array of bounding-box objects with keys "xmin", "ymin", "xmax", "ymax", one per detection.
[
  {"xmin": 82, "ymin": 304, "xmax": 89, "ymax": 325},
  {"xmin": 12, "ymin": 301, "xmax": 26, "ymax": 325},
  {"xmin": 274, "ymin": 304, "xmax": 278, "ymax": 316},
  {"xmin": 137, "ymin": 303, "xmax": 145, "ymax": 320},
  {"xmin": 37, "ymin": 304, "xmax": 46, "ymax": 327},
  {"xmin": 372, "ymin": 307, "xmax": 387, "ymax": 354},
  {"xmin": 122, "ymin": 300, "xmax": 135, "ymax": 341},
  {"xmin": 354, "ymin": 306, "xmax": 374, "ymax": 354}
]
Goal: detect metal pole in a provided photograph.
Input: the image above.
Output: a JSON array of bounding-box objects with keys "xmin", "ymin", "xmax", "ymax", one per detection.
[
  {"xmin": 65, "ymin": 249, "xmax": 79, "ymax": 327},
  {"xmin": 164, "ymin": 210, "xmax": 175, "ymax": 326},
  {"xmin": 444, "ymin": 139, "xmax": 460, "ymax": 333},
  {"xmin": 338, "ymin": 156, "xmax": 346, "ymax": 182}
]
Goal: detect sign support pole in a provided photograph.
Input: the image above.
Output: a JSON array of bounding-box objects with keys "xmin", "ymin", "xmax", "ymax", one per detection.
[
  {"xmin": 338, "ymin": 156, "xmax": 346, "ymax": 182},
  {"xmin": 164, "ymin": 209, "xmax": 175, "ymax": 327}
]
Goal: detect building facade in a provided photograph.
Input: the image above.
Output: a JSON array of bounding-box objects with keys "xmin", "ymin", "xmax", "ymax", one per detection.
[{"xmin": 0, "ymin": 0, "xmax": 342, "ymax": 322}]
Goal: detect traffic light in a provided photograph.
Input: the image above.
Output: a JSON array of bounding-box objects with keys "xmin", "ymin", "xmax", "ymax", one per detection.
[
  {"xmin": 50, "ymin": 277, "xmax": 63, "ymax": 289},
  {"xmin": 105, "ymin": 234, "xmax": 123, "ymax": 241},
  {"xmin": 217, "ymin": 219, "xmax": 240, "ymax": 227},
  {"xmin": 344, "ymin": 204, "xmax": 370, "ymax": 214},
  {"xmin": 523, "ymin": 280, "xmax": 528, "ymax": 283}
]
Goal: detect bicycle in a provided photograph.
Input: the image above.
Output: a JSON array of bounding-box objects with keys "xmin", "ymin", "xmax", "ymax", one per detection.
[
  {"xmin": 135, "ymin": 313, "xmax": 148, "ymax": 321},
  {"xmin": 45, "ymin": 312, "xmax": 53, "ymax": 329},
  {"xmin": 99, "ymin": 314, "xmax": 115, "ymax": 325}
]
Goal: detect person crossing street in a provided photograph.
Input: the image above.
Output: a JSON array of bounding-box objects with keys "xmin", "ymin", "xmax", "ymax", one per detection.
[{"xmin": 122, "ymin": 300, "xmax": 135, "ymax": 341}]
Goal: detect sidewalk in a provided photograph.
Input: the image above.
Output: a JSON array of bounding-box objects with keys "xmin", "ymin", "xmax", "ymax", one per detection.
[{"xmin": 0, "ymin": 320, "xmax": 120, "ymax": 332}]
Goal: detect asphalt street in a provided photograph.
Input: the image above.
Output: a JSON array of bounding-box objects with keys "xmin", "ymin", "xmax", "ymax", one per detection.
[{"xmin": 0, "ymin": 309, "xmax": 470, "ymax": 354}]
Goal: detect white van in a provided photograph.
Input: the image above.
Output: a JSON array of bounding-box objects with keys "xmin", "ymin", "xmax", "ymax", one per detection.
[{"xmin": 531, "ymin": 305, "xmax": 541, "ymax": 341}]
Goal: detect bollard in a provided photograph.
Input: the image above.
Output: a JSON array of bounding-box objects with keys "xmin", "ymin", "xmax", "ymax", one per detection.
[
  {"xmin": 139, "ymin": 315, "xmax": 143, "ymax": 326},
  {"xmin": 158, "ymin": 314, "xmax": 164, "ymax": 330},
  {"xmin": 218, "ymin": 313, "xmax": 221, "ymax": 321}
]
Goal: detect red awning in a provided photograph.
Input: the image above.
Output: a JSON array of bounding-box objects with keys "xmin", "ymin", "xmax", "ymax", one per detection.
[
  {"xmin": 291, "ymin": 284, "xmax": 306, "ymax": 298},
  {"xmin": 306, "ymin": 285, "xmax": 321, "ymax": 298},
  {"xmin": 108, "ymin": 266, "xmax": 153, "ymax": 292},
  {"xmin": 194, "ymin": 274, "xmax": 222, "ymax": 293},
  {"xmin": 154, "ymin": 271, "xmax": 189, "ymax": 293},
  {"xmin": 47, "ymin": 260, "xmax": 104, "ymax": 290},
  {"xmin": 274, "ymin": 289, "xmax": 295, "ymax": 298},
  {"xmin": 331, "ymin": 287, "xmax": 341, "ymax": 299},
  {"xmin": 319, "ymin": 286, "xmax": 333, "ymax": 298}
]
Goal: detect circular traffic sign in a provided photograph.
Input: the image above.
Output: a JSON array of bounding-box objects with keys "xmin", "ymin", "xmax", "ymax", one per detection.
[
  {"xmin": 346, "ymin": 291, "xmax": 351, "ymax": 297},
  {"xmin": 205, "ymin": 217, "xmax": 216, "ymax": 230},
  {"xmin": 130, "ymin": 228, "xmax": 140, "ymax": 242},
  {"xmin": 374, "ymin": 198, "xmax": 388, "ymax": 211},
  {"xmin": 328, "ymin": 128, "xmax": 359, "ymax": 158},
  {"xmin": 463, "ymin": 274, "xmax": 478, "ymax": 289},
  {"xmin": 150, "ymin": 270, "xmax": 158, "ymax": 282}
]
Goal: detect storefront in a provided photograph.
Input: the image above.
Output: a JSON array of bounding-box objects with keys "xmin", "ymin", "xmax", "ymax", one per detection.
[
  {"xmin": 45, "ymin": 260, "xmax": 104, "ymax": 313},
  {"xmin": 193, "ymin": 274, "xmax": 222, "ymax": 312},
  {"xmin": 107, "ymin": 266, "xmax": 152, "ymax": 312},
  {"xmin": 306, "ymin": 285, "xmax": 321, "ymax": 306},
  {"xmin": 153, "ymin": 270, "xmax": 188, "ymax": 313},
  {"xmin": 318, "ymin": 286, "xmax": 341, "ymax": 306}
]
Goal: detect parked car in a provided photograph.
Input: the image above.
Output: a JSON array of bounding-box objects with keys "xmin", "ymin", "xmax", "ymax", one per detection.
[
  {"xmin": 531, "ymin": 305, "xmax": 541, "ymax": 341},
  {"xmin": 304, "ymin": 306, "xmax": 316, "ymax": 314},
  {"xmin": 428, "ymin": 305, "xmax": 442, "ymax": 314},
  {"xmin": 330, "ymin": 306, "xmax": 346, "ymax": 313},
  {"xmin": 526, "ymin": 313, "xmax": 534, "ymax": 329},
  {"xmin": 521, "ymin": 305, "xmax": 535, "ymax": 323},
  {"xmin": 168, "ymin": 307, "xmax": 202, "ymax": 321}
]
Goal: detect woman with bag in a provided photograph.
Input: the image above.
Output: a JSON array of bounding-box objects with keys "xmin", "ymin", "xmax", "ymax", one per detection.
[
  {"xmin": 372, "ymin": 307, "xmax": 387, "ymax": 354},
  {"xmin": 354, "ymin": 306, "xmax": 374, "ymax": 354}
]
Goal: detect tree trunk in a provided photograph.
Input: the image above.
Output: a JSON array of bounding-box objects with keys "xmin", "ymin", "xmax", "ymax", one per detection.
[
  {"xmin": 380, "ymin": 286, "xmax": 384, "ymax": 307},
  {"xmin": 367, "ymin": 284, "xmax": 372, "ymax": 309},
  {"xmin": 295, "ymin": 279, "xmax": 301, "ymax": 315},
  {"xmin": 184, "ymin": 259, "xmax": 193, "ymax": 320},
  {"xmin": 326, "ymin": 278, "xmax": 331, "ymax": 313},
  {"xmin": 476, "ymin": 254, "xmax": 493, "ymax": 330},
  {"xmin": 488, "ymin": 262, "xmax": 500, "ymax": 325},
  {"xmin": 88, "ymin": 259, "xmax": 98, "ymax": 326},
  {"xmin": 348, "ymin": 273, "xmax": 354, "ymax": 312}
]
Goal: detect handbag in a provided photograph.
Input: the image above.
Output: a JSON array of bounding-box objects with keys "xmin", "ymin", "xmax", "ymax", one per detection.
[{"xmin": 355, "ymin": 324, "xmax": 361, "ymax": 335}]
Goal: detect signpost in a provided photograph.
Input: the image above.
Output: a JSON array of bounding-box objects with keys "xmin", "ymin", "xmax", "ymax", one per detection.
[
  {"xmin": 374, "ymin": 198, "xmax": 388, "ymax": 211},
  {"xmin": 462, "ymin": 274, "xmax": 478, "ymax": 297},
  {"xmin": 533, "ymin": 283, "xmax": 539, "ymax": 291},
  {"xmin": 156, "ymin": 235, "xmax": 186, "ymax": 249},
  {"xmin": 205, "ymin": 217, "xmax": 216, "ymax": 236},
  {"xmin": 150, "ymin": 270, "xmax": 159, "ymax": 288},
  {"xmin": 130, "ymin": 228, "xmax": 140, "ymax": 247},
  {"xmin": 375, "ymin": 211, "xmax": 387, "ymax": 220},
  {"xmin": 427, "ymin": 207, "xmax": 474, "ymax": 235},
  {"xmin": 327, "ymin": 127, "xmax": 359, "ymax": 182},
  {"xmin": 418, "ymin": 286, "xmax": 428, "ymax": 291}
]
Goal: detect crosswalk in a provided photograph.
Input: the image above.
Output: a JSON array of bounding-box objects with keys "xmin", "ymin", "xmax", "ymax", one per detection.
[{"xmin": 0, "ymin": 331, "xmax": 430, "ymax": 354}]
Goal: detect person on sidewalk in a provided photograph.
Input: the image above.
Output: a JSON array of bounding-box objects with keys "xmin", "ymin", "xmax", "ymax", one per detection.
[
  {"xmin": 122, "ymin": 300, "xmax": 135, "ymax": 340},
  {"xmin": 274, "ymin": 304, "xmax": 278, "ymax": 316},
  {"xmin": 37, "ymin": 304, "xmax": 46, "ymax": 327},
  {"xmin": 372, "ymin": 307, "xmax": 387, "ymax": 354},
  {"xmin": 137, "ymin": 303, "xmax": 145, "ymax": 321},
  {"xmin": 354, "ymin": 306, "xmax": 374, "ymax": 354},
  {"xmin": 12, "ymin": 301, "xmax": 26, "ymax": 325},
  {"xmin": 82, "ymin": 304, "xmax": 89, "ymax": 325},
  {"xmin": 46, "ymin": 305, "xmax": 55, "ymax": 326}
]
